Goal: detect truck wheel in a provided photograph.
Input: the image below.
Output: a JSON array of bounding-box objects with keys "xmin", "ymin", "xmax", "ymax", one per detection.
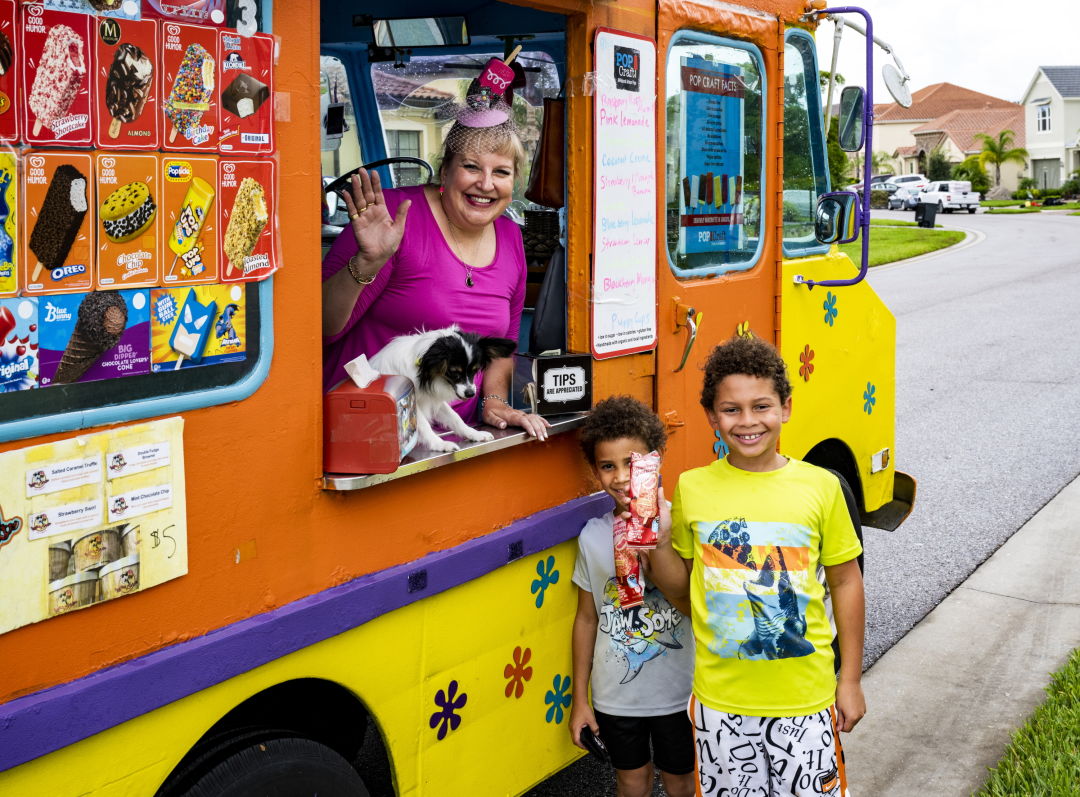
[
  {"xmin": 938, "ymin": 201, "xmax": 945, "ymax": 213},
  {"xmin": 182, "ymin": 737, "xmax": 369, "ymax": 797},
  {"xmin": 968, "ymin": 207, "xmax": 977, "ymax": 214}
]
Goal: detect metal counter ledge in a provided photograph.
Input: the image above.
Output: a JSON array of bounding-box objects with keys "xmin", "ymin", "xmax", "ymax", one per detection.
[{"xmin": 322, "ymin": 412, "xmax": 588, "ymax": 491}]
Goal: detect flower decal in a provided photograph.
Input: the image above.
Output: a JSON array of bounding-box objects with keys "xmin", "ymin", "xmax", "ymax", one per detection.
[
  {"xmin": 736, "ymin": 321, "xmax": 753, "ymax": 338},
  {"xmin": 863, "ymin": 382, "xmax": 877, "ymax": 414},
  {"xmin": 429, "ymin": 680, "xmax": 468, "ymax": 740},
  {"xmin": 504, "ymin": 646, "xmax": 533, "ymax": 699},
  {"xmin": 799, "ymin": 345, "xmax": 815, "ymax": 381},
  {"xmin": 713, "ymin": 429, "xmax": 729, "ymax": 460},
  {"xmin": 530, "ymin": 555, "xmax": 560, "ymax": 608},
  {"xmin": 544, "ymin": 674, "xmax": 572, "ymax": 724},
  {"xmin": 823, "ymin": 291, "xmax": 839, "ymax": 326}
]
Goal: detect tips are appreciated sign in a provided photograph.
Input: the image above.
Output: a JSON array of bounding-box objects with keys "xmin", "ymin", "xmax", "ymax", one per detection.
[{"xmin": 591, "ymin": 30, "xmax": 657, "ymax": 359}]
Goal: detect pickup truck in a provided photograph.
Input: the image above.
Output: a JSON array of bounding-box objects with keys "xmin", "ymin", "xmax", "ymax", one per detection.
[{"xmin": 919, "ymin": 180, "xmax": 980, "ymax": 213}]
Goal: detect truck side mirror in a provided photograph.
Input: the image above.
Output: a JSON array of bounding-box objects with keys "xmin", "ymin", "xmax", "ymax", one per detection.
[
  {"xmin": 837, "ymin": 86, "xmax": 865, "ymax": 152},
  {"xmin": 815, "ymin": 191, "xmax": 859, "ymax": 245}
]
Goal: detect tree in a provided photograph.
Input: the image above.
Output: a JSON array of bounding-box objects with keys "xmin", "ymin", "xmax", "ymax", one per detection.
[
  {"xmin": 826, "ymin": 115, "xmax": 848, "ymax": 189},
  {"xmin": 871, "ymin": 151, "xmax": 894, "ymax": 175},
  {"xmin": 951, "ymin": 155, "xmax": 990, "ymax": 194},
  {"xmin": 926, "ymin": 147, "xmax": 952, "ymax": 181},
  {"xmin": 975, "ymin": 129, "xmax": 1028, "ymax": 189}
]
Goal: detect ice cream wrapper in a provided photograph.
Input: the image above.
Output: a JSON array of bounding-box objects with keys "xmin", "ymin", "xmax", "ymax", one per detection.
[
  {"xmin": 95, "ymin": 16, "xmax": 160, "ymax": 150},
  {"xmin": 23, "ymin": 151, "xmax": 95, "ymax": 296},
  {"xmin": 30, "ymin": 1, "xmax": 142, "ymax": 21},
  {"xmin": 613, "ymin": 516, "xmax": 645, "ymax": 609},
  {"xmin": 96, "ymin": 153, "xmax": 161, "ymax": 288},
  {"xmin": 627, "ymin": 449, "xmax": 660, "ymax": 549},
  {"xmin": 0, "ymin": 1, "xmax": 19, "ymax": 143},
  {"xmin": 219, "ymin": 158, "xmax": 275, "ymax": 283},
  {"xmin": 21, "ymin": 5, "xmax": 94, "ymax": 146},
  {"xmin": 0, "ymin": 297, "xmax": 39, "ymax": 392},
  {"xmin": 0, "ymin": 151, "xmax": 17, "ymax": 296},
  {"xmin": 161, "ymin": 155, "xmax": 219, "ymax": 285},
  {"xmin": 160, "ymin": 22, "xmax": 218, "ymax": 151},
  {"xmin": 217, "ymin": 29, "xmax": 274, "ymax": 155},
  {"xmin": 142, "ymin": 0, "xmax": 227, "ymax": 26},
  {"xmin": 38, "ymin": 289, "xmax": 150, "ymax": 386},
  {"xmin": 149, "ymin": 283, "xmax": 246, "ymax": 370}
]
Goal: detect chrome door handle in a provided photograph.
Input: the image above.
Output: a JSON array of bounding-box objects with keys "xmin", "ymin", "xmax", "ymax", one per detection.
[{"xmin": 674, "ymin": 305, "xmax": 701, "ymax": 373}]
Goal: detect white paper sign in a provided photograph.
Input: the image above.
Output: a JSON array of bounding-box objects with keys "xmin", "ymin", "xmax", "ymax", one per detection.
[
  {"xmin": 25, "ymin": 456, "xmax": 102, "ymax": 498},
  {"xmin": 108, "ymin": 484, "xmax": 173, "ymax": 523},
  {"xmin": 28, "ymin": 499, "xmax": 104, "ymax": 540},
  {"xmin": 592, "ymin": 29, "xmax": 657, "ymax": 359},
  {"xmin": 106, "ymin": 442, "xmax": 172, "ymax": 479},
  {"xmin": 542, "ymin": 366, "xmax": 587, "ymax": 403}
]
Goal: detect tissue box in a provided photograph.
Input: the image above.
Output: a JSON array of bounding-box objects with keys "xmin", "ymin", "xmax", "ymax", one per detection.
[
  {"xmin": 515, "ymin": 353, "xmax": 592, "ymax": 416},
  {"xmin": 324, "ymin": 375, "xmax": 418, "ymax": 473}
]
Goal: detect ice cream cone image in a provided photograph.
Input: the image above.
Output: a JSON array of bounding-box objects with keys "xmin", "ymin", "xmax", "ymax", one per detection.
[{"xmin": 54, "ymin": 291, "xmax": 127, "ymax": 383}]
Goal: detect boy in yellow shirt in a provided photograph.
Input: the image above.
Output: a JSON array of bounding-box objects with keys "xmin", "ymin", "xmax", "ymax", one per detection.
[{"xmin": 649, "ymin": 337, "xmax": 865, "ymax": 796}]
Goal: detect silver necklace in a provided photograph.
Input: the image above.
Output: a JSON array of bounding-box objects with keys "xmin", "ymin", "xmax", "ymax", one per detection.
[{"xmin": 446, "ymin": 221, "xmax": 482, "ymax": 287}]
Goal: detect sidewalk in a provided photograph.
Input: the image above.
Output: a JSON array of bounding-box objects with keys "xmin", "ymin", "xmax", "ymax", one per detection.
[{"xmin": 845, "ymin": 476, "xmax": 1080, "ymax": 796}]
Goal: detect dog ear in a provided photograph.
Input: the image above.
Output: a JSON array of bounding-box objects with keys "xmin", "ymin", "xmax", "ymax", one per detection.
[
  {"xmin": 416, "ymin": 337, "xmax": 453, "ymax": 390},
  {"xmin": 478, "ymin": 336, "xmax": 517, "ymax": 366}
]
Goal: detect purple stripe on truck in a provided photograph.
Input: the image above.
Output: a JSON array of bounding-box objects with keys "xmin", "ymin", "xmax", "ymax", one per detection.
[{"xmin": 0, "ymin": 492, "xmax": 610, "ymax": 773}]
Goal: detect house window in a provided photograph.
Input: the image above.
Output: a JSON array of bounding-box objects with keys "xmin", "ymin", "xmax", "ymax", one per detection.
[
  {"xmin": 1037, "ymin": 104, "xmax": 1050, "ymax": 133},
  {"xmin": 385, "ymin": 129, "xmax": 423, "ymax": 185}
]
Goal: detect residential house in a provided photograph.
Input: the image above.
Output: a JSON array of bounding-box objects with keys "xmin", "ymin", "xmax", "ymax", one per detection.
[
  {"xmin": 869, "ymin": 83, "xmax": 1015, "ymax": 175},
  {"xmin": 1021, "ymin": 66, "xmax": 1080, "ymax": 189},
  {"xmin": 909, "ymin": 107, "xmax": 1026, "ymax": 191}
]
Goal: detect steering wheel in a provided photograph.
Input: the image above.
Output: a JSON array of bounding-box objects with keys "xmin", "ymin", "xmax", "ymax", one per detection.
[{"xmin": 323, "ymin": 157, "xmax": 435, "ymax": 198}]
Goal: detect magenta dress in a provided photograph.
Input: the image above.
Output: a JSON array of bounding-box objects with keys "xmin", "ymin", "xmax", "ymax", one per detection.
[{"xmin": 322, "ymin": 184, "xmax": 526, "ymax": 422}]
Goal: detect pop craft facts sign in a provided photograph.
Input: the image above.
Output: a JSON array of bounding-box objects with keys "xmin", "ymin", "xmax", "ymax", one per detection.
[{"xmin": 592, "ymin": 29, "xmax": 657, "ymax": 359}]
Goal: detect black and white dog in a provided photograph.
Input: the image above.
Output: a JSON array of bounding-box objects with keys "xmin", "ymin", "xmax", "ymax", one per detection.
[{"xmin": 370, "ymin": 326, "xmax": 516, "ymax": 453}]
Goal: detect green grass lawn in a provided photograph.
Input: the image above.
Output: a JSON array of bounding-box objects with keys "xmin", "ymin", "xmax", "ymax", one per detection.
[
  {"xmin": 981, "ymin": 200, "xmax": 1024, "ymax": 207},
  {"xmin": 975, "ymin": 649, "xmax": 1080, "ymax": 796},
  {"xmin": 839, "ymin": 226, "xmax": 965, "ymax": 267},
  {"xmin": 869, "ymin": 218, "xmax": 943, "ymax": 229},
  {"xmin": 986, "ymin": 207, "xmax": 1042, "ymax": 214}
]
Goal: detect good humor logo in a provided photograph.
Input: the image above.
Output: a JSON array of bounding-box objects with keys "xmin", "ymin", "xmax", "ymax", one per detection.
[{"xmin": 613, "ymin": 45, "xmax": 640, "ymax": 92}]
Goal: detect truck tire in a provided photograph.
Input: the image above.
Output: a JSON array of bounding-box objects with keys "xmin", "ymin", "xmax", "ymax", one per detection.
[
  {"xmin": 182, "ymin": 737, "xmax": 370, "ymax": 797},
  {"xmin": 968, "ymin": 207, "xmax": 977, "ymax": 214}
]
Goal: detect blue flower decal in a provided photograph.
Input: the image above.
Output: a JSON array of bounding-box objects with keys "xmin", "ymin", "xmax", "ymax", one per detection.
[
  {"xmin": 429, "ymin": 680, "xmax": 468, "ymax": 740},
  {"xmin": 530, "ymin": 555, "xmax": 560, "ymax": 608},
  {"xmin": 713, "ymin": 430, "xmax": 729, "ymax": 460},
  {"xmin": 823, "ymin": 291, "xmax": 838, "ymax": 326},
  {"xmin": 863, "ymin": 382, "xmax": 877, "ymax": 414},
  {"xmin": 544, "ymin": 674, "xmax": 572, "ymax": 724}
]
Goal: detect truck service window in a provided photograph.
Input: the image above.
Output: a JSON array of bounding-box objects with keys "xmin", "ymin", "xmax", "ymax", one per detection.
[
  {"xmin": 782, "ymin": 29, "xmax": 829, "ymax": 255},
  {"xmin": 664, "ymin": 34, "xmax": 765, "ymax": 277}
]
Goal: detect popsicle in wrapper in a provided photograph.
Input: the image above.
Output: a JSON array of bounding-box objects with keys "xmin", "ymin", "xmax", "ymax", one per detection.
[
  {"xmin": 105, "ymin": 43, "xmax": 153, "ymax": 139},
  {"xmin": 626, "ymin": 450, "xmax": 660, "ymax": 549},
  {"xmin": 223, "ymin": 177, "xmax": 267, "ymax": 276},
  {"xmin": 165, "ymin": 43, "xmax": 215, "ymax": 143},
  {"xmin": 613, "ymin": 516, "xmax": 645, "ymax": 609},
  {"xmin": 29, "ymin": 25, "xmax": 86, "ymax": 136},
  {"xmin": 0, "ymin": 31, "xmax": 10, "ymax": 77},
  {"xmin": 168, "ymin": 177, "xmax": 215, "ymax": 277},
  {"xmin": 30, "ymin": 164, "xmax": 88, "ymax": 282},
  {"xmin": 169, "ymin": 288, "xmax": 216, "ymax": 369},
  {"xmin": 53, "ymin": 290, "xmax": 127, "ymax": 384}
]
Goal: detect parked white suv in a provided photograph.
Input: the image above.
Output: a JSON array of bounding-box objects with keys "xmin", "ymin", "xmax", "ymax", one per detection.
[
  {"xmin": 919, "ymin": 180, "xmax": 981, "ymax": 214},
  {"xmin": 891, "ymin": 173, "xmax": 928, "ymax": 192}
]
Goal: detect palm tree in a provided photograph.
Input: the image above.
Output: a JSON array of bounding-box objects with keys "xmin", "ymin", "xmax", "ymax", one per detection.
[{"xmin": 975, "ymin": 129, "xmax": 1028, "ymax": 189}]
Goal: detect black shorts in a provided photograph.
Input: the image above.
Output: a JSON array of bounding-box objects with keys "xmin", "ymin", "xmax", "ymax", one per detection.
[{"xmin": 593, "ymin": 709, "xmax": 695, "ymax": 775}]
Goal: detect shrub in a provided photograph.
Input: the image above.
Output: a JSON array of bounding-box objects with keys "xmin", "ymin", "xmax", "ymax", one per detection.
[
  {"xmin": 1060, "ymin": 179, "xmax": 1080, "ymax": 198},
  {"xmin": 1018, "ymin": 177, "xmax": 1037, "ymax": 192},
  {"xmin": 868, "ymin": 189, "xmax": 891, "ymax": 209},
  {"xmin": 927, "ymin": 148, "xmax": 952, "ymax": 181},
  {"xmin": 951, "ymin": 156, "xmax": 990, "ymax": 194}
]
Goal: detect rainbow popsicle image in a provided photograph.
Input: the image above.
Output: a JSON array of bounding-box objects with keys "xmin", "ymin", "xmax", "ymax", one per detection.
[
  {"xmin": 164, "ymin": 43, "xmax": 215, "ymax": 144},
  {"xmin": 29, "ymin": 25, "xmax": 87, "ymax": 137}
]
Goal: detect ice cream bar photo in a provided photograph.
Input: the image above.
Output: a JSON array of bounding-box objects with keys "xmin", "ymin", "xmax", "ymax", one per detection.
[
  {"xmin": 735, "ymin": 176, "xmax": 743, "ymax": 205},
  {"xmin": 705, "ymin": 171, "xmax": 714, "ymax": 206},
  {"xmin": 54, "ymin": 290, "xmax": 126, "ymax": 383},
  {"xmin": 105, "ymin": 43, "xmax": 153, "ymax": 139},
  {"xmin": 169, "ymin": 288, "xmax": 216, "ymax": 368},
  {"xmin": 30, "ymin": 164, "xmax": 88, "ymax": 282},
  {"xmin": 100, "ymin": 182, "xmax": 156, "ymax": 244},
  {"xmin": 221, "ymin": 72, "xmax": 268, "ymax": 119},
  {"xmin": 168, "ymin": 176, "xmax": 215, "ymax": 277},
  {"xmin": 721, "ymin": 174, "xmax": 729, "ymax": 206},
  {"xmin": 681, "ymin": 176, "xmax": 690, "ymax": 207},
  {"xmin": 690, "ymin": 175, "xmax": 699, "ymax": 209},
  {"xmin": 0, "ymin": 31, "xmax": 10, "ymax": 77},
  {"xmin": 223, "ymin": 177, "xmax": 268, "ymax": 276},
  {"xmin": 713, "ymin": 175, "xmax": 722, "ymax": 208},
  {"xmin": 29, "ymin": 25, "xmax": 86, "ymax": 137},
  {"xmin": 165, "ymin": 43, "xmax": 215, "ymax": 143}
]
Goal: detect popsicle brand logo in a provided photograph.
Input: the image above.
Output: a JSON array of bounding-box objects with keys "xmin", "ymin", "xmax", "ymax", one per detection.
[
  {"xmin": 0, "ymin": 92, "xmax": 10, "ymax": 116},
  {"xmin": 223, "ymin": 163, "xmax": 237, "ymax": 174},
  {"xmin": 98, "ymin": 19, "xmax": 121, "ymax": 46},
  {"xmin": 166, "ymin": 24, "xmax": 180, "ymax": 37},
  {"xmin": 27, "ymin": 3, "xmax": 42, "ymax": 17},
  {"xmin": 614, "ymin": 46, "xmax": 640, "ymax": 92},
  {"xmin": 43, "ymin": 302, "xmax": 73, "ymax": 323},
  {"xmin": 100, "ymin": 157, "xmax": 117, "ymax": 170},
  {"xmin": 0, "ymin": 359, "xmax": 30, "ymax": 380},
  {"xmin": 166, "ymin": 161, "xmax": 193, "ymax": 182},
  {"xmin": 222, "ymin": 34, "xmax": 242, "ymax": 51},
  {"xmin": 52, "ymin": 264, "xmax": 87, "ymax": 282},
  {"xmin": 223, "ymin": 52, "xmax": 248, "ymax": 71},
  {"xmin": 28, "ymin": 156, "xmax": 45, "ymax": 170}
]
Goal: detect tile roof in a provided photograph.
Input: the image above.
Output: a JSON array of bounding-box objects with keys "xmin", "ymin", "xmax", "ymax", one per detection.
[
  {"xmin": 372, "ymin": 72, "xmax": 456, "ymax": 109},
  {"xmin": 911, "ymin": 107, "xmax": 1026, "ymax": 154},
  {"xmin": 874, "ymin": 82, "xmax": 1015, "ymax": 122},
  {"xmin": 1041, "ymin": 66, "xmax": 1080, "ymax": 98}
]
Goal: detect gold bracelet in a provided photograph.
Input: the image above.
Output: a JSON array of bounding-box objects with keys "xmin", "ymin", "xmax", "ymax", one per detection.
[{"xmin": 346, "ymin": 254, "xmax": 377, "ymax": 286}]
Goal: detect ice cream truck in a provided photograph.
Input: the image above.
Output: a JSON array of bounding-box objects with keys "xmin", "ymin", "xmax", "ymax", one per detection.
[{"xmin": 0, "ymin": 0, "xmax": 914, "ymax": 794}]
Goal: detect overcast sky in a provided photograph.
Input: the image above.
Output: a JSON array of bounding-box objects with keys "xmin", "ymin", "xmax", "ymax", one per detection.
[{"xmin": 818, "ymin": 1, "xmax": 1080, "ymax": 105}]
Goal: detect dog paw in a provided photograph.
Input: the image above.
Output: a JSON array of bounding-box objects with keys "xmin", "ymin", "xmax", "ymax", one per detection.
[
  {"xmin": 464, "ymin": 430, "xmax": 495, "ymax": 443},
  {"xmin": 428, "ymin": 439, "xmax": 460, "ymax": 453}
]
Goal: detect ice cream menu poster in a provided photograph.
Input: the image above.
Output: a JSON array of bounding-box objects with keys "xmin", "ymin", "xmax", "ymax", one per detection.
[
  {"xmin": 678, "ymin": 56, "xmax": 745, "ymax": 255},
  {"xmin": 591, "ymin": 29, "xmax": 656, "ymax": 360},
  {"xmin": 0, "ymin": 416, "xmax": 187, "ymax": 635}
]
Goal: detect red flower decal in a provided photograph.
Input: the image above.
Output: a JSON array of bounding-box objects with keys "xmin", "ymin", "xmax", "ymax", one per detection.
[
  {"xmin": 504, "ymin": 646, "xmax": 533, "ymax": 698},
  {"xmin": 799, "ymin": 345, "xmax": 815, "ymax": 381}
]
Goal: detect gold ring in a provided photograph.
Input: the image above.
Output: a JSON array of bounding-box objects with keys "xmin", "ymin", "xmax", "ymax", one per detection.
[
  {"xmin": 349, "ymin": 212, "xmax": 360, "ymax": 220},
  {"xmin": 359, "ymin": 205, "xmax": 369, "ymax": 213}
]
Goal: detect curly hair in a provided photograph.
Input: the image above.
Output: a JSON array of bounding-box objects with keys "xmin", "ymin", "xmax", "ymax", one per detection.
[
  {"xmin": 700, "ymin": 336, "xmax": 793, "ymax": 410},
  {"xmin": 579, "ymin": 396, "xmax": 667, "ymax": 465}
]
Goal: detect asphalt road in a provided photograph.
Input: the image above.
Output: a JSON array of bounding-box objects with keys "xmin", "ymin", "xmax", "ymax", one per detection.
[{"xmin": 527, "ymin": 207, "xmax": 1080, "ymax": 796}]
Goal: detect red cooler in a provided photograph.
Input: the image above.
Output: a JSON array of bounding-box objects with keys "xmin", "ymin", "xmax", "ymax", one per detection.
[{"xmin": 324, "ymin": 375, "xmax": 417, "ymax": 474}]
